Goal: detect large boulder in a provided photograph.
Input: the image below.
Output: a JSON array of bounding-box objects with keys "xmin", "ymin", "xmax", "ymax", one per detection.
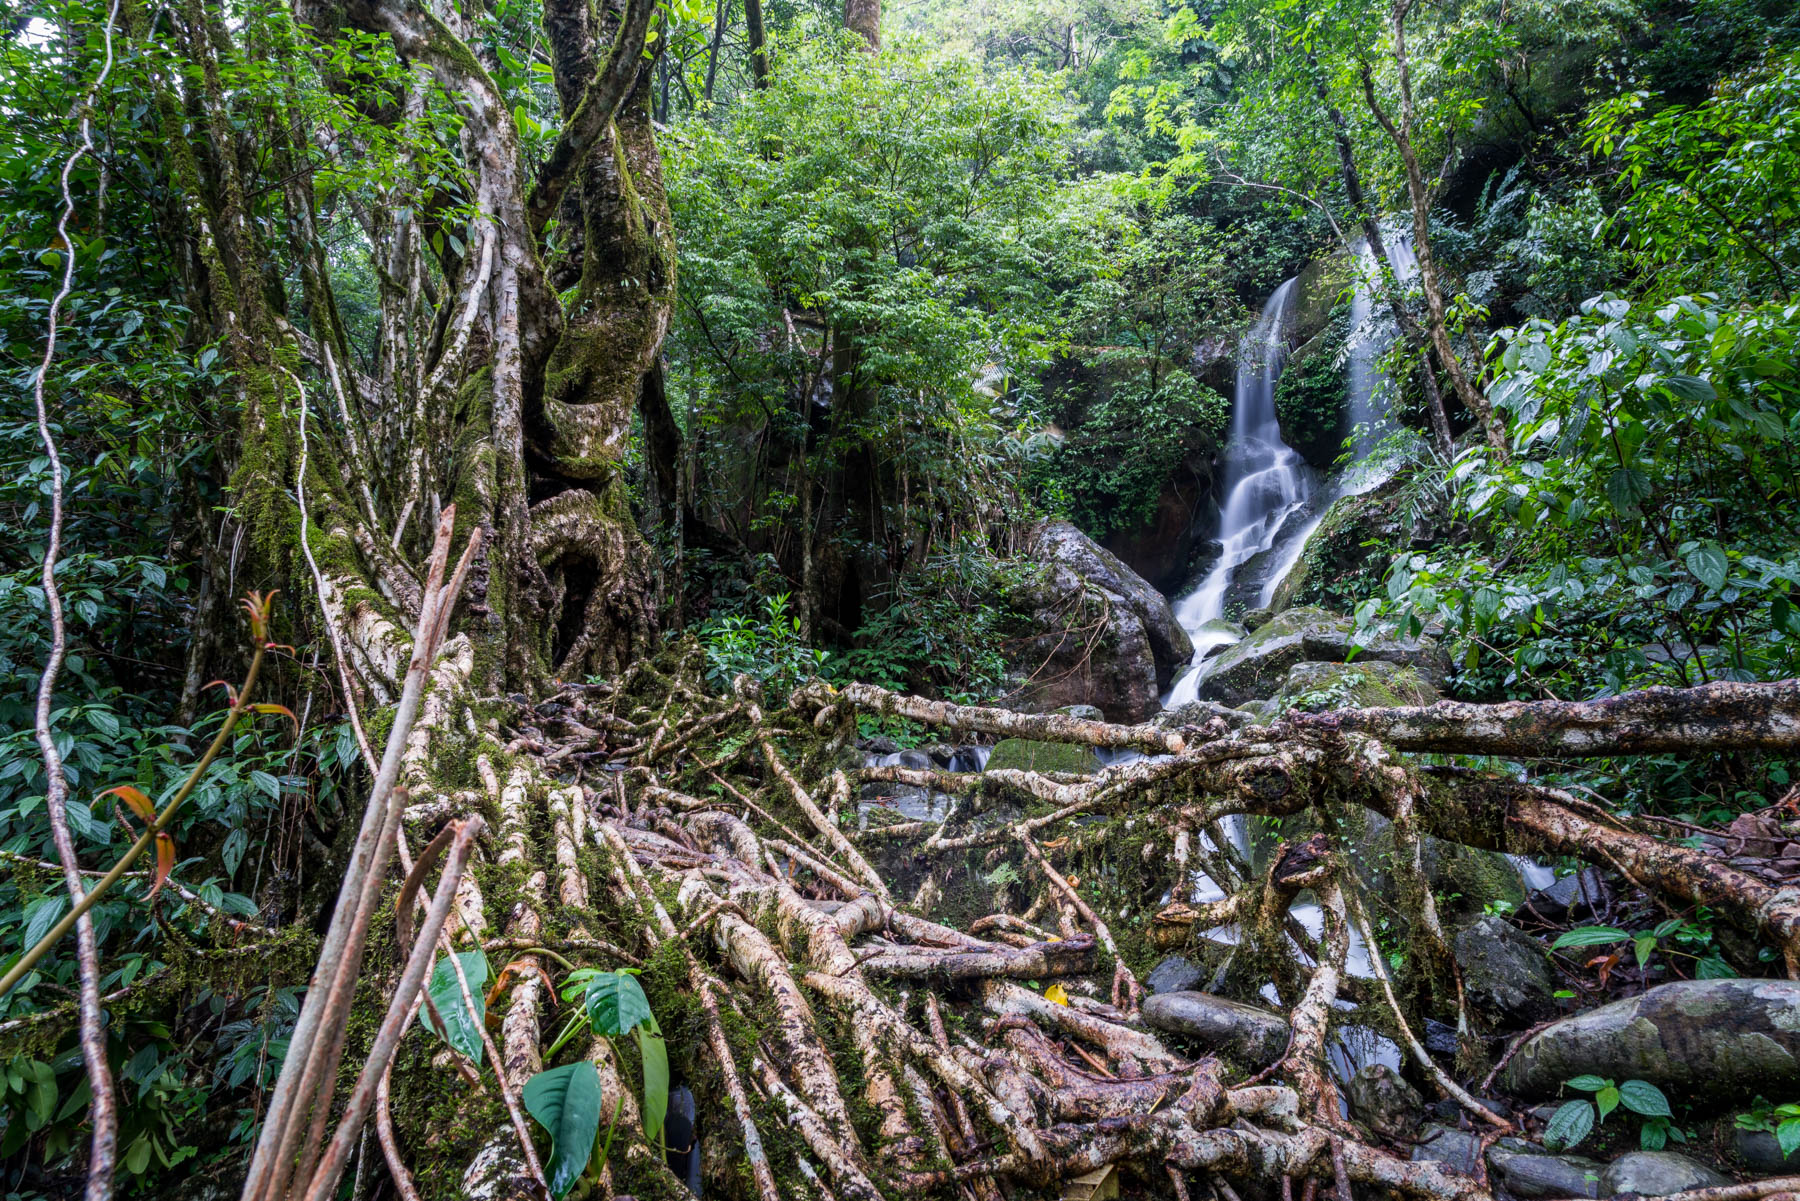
[
  {"xmin": 1411, "ymin": 1125, "xmax": 1483, "ymax": 1175},
  {"xmin": 1008, "ymin": 521, "xmax": 1194, "ymax": 722},
  {"xmin": 1601, "ymin": 1153, "xmax": 1730, "ymax": 1197},
  {"xmin": 1197, "ymin": 605, "xmax": 1450, "ymax": 707},
  {"xmin": 1259, "ymin": 659, "xmax": 1440, "ymax": 719},
  {"xmin": 1141, "ymin": 992, "xmax": 1289, "ymax": 1067},
  {"xmin": 1486, "ymin": 1142, "xmax": 1607, "ymax": 1200},
  {"xmin": 1453, "ymin": 915, "xmax": 1560, "ymax": 1025},
  {"xmin": 1145, "ymin": 955, "xmax": 1206, "ymax": 996},
  {"xmin": 1504, "ymin": 979, "xmax": 1800, "ymax": 1100},
  {"xmin": 1346, "ymin": 1064, "xmax": 1424, "ymax": 1139}
]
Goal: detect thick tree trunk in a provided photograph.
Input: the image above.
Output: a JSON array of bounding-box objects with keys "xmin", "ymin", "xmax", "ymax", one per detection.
[
  {"xmin": 745, "ymin": 0, "xmax": 769, "ymax": 87},
  {"xmin": 845, "ymin": 0, "xmax": 879, "ymax": 48}
]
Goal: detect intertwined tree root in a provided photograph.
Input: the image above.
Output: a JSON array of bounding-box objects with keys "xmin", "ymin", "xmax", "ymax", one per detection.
[{"xmin": 372, "ymin": 648, "xmax": 1800, "ymax": 1201}]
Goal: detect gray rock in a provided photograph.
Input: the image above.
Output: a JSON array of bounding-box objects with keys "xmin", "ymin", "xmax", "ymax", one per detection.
[
  {"xmin": 894, "ymin": 749, "xmax": 934, "ymax": 771},
  {"xmin": 1262, "ymin": 659, "xmax": 1440, "ymax": 717},
  {"xmin": 1345, "ymin": 1064, "xmax": 1424, "ymax": 1139},
  {"xmin": 1141, "ymin": 991, "xmax": 1289, "ymax": 1067},
  {"xmin": 1735, "ymin": 1128, "xmax": 1800, "ymax": 1174},
  {"xmin": 1193, "ymin": 619, "xmax": 1247, "ymax": 659},
  {"xmin": 1453, "ymin": 915, "xmax": 1559, "ymax": 1024},
  {"xmin": 1424, "ymin": 1018, "xmax": 1460, "ymax": 1057},
  {"xmin": 1411, "ymin": 1124, "xmax": 1483, "ymax": 1176},
  {"xmin": 1197, "ymin": 605, "xmax": 1450, "ymax": 707},
  {"xmin": 1153, "ymin": 699, "xmax": 1253, "ymax": 733},
  {"xmin": 1007, "ymin": 521, "xmax": 1195, "ymax": 722},
  {"xmin": 1056, "ymin": 704, "xmax": 1106, "ymax": 723},
  {"xmin": 1241, "ymin": 607, "xmax": 1275, "ymax": 630},
  {"xmin": 1146, "ymin": 955, "xmax": 1206, "ymax": 996},
  {"xmin": 1601, "ymin": 1152, "xmax": 1731, "ymax": 1196},
  {"xmin": 1504, "ymin": 980, "xmax": 1800, "ymax": 1100},
  {"xmin": 1494, "ymin": 1153, "xmax": 1608, "ymax": 1199},
  {"xmin": 860, "ymin": 736, "xmax": 902, "ymax": 755},
  {"xmin": 1528, "ymin": 868, "xmax": 1611, "ymax": 920}
]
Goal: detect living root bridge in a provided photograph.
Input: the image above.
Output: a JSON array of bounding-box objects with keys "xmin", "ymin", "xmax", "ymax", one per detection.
[{"xmin": 362, "ymin": 662, "xmax": 1799, "ymax": 1201}]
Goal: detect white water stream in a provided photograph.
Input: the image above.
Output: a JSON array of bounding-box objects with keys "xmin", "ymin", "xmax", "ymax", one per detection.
[
  {"xmin": 1163, "ymin": 278, "xmax": 1314, "ymax": 706},
  {"xmin": 1164, "ymin": 241, "xmax": 1427, "ymax": 708}
]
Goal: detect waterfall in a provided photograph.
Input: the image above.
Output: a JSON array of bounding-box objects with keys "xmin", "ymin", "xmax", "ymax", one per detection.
[
  {"xmin": 1345, "ymin": 232, "xmax": 1419, "ymax": 466},
  {"xmin": 1226, "ymin": 236, "xmax": 1426, "ymax": 632},
  {"xmin": 1163, "ymin": 278, "xmax": 1312, "ymax": 707}
]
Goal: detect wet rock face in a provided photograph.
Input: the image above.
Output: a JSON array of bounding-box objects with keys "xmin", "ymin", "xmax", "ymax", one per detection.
[
  {"xmin": 1412, "ymin": 1125, "xmax": 1483, "ymax": 1175},
  {"xmin": 1346, "ymin": 1064, "xmax": 1424, "ymax": 1139},
  {"xmin": 1486, "ymin": 1141, "xmax": 1607, "ymax": 1200},
  {"xmin": 1196, "ymin": 605, "xmax": 1450, "ymax": 707},
  {"xmin": 1145, "ymin": 955, "xmax": 1205, "ymax": 996},
  {"xmin": 1601, "ymin": 1152, "xmax": 1731, "ymax": 1196},
  {"xmin": 1736, "ymin": 1127, "xmax": 1800, "ymax": 1174},
  {"xmin": 1504, "ymin": 979, "xmax": 1800, "ymax": 1100},
  {"xmin": 1008, "ymin": 521, "xmax": 1195, "ymax": 722},
  {"xmin": 1140, "ymin": 991, "xmax": 1289, "ymax": 1067},
  {"xmin": 1453, "ymin": 915, "xmax": 1560, "ymax": 1025}
]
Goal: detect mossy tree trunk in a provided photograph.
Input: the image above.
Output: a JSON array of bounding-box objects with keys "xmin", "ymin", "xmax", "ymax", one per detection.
[{"xmin": 154, "ymin": 0, "xmax": 667, "ymax": 701}]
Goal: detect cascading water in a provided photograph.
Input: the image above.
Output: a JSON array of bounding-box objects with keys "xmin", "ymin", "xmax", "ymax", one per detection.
[
  {"xmin": 1345, "ymin": 232, "xmax": 1420, "ymax": 463},
  {"xmin": 1164, "ymin": 278, "xmax": 1313, "ymax": 706},
  {"xmin": 1243, "ymin": 235, "xmax": 1425, "ymax": 617}
]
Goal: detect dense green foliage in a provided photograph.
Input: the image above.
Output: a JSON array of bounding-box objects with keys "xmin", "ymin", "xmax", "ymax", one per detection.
[{"xmin": 4, "ymin": 0, "xmax": 1800, "ymax": 1189}]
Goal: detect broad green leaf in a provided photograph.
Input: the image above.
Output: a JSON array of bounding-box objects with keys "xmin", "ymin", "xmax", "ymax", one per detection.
[
  {"xmin": 421, "ymin": 952, "xmax": 490, "ymax": 1065},
  {"xmin": 522, "ymin": 1062, "xmax": 605, "ymax": 1198},
  {"xmin": 1642, "ymin": 1119, "xmax": 1668, "ymax": 1151},
  {"xmin": 637, "ymin": 1027, "xmax": 669, "ymax": 1145},
  {"xmin": 1685, "ymin": 543, "xmax": 1729, "ymax": 593},
  {"xmin": 1597, "ymin": 1085, "xmax": 1620, "ymax": 1119},
  {"xmin": 1778, "ymin": 1118, "xmax": 1800, "ymax": 1159},
  {"xmin": 1545, "ymin": 1100, "xmax": 1596, "ymax": 1151},
  {"xmin": 1551, "ymin": 927, "xmax": 1627, "ymax": 950},
  {"xmin": 1633, "ymin": 934, "xmax": 1658, "ymax": 967},
  {"xmin": 1605, "ymin": 466, "xmax": 1652, "ymax": 515},
  {"xmin": 1663, "ymin": 374, "xmax": 1717, "ymax": 402},
  {"xmin": 23, "ymin": 895, "xmax": 68, "ymax": 947},
  {"xmin": 1696, "ymin": 955, "xmax": 1738, "ymax": 979},
  {"xmin": 582, "ymin": 970, "xmax": 653, "ymax": 1037},
  {"xmin": 1567, "ymin": 1075, "xmax": 1609, "ymax": 1092},
  {"xmin": 1619, "ymin": 1079, "xmax": 1671, "ymax": 1118}
]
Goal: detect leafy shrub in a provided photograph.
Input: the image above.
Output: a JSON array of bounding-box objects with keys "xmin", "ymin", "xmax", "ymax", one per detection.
[
  {"xmin": 1546, "ymin": 1076, "xmax": 1680, "ymax": 1152},
  {"xmin": 1360, "ymin": 292, "xmax": 1800, "ymax": 701},
  {"xmin": 694, "ymin": 593, "xmax": 827, "ymax": 699}
]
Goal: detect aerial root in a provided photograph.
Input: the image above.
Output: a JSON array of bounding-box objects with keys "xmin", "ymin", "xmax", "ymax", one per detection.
[{"xmin": 355, "ymin": 671, "xmax": 1800, "ymax": 1199}]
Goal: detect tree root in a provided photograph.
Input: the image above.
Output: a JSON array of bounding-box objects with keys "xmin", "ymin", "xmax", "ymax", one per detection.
[{"xmin": 289, "ymin": 642, "xmax": 1800, "ymax": 1201}]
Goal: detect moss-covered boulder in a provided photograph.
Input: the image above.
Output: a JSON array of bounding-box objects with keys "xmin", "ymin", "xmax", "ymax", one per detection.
[
  {"xmin": 1264, "ymin": 659, "xmax": 1440, "ymax": 716},
  {"xmin": 1197, "ymin": 605, "xmax": 1450, "ymax": 707},
  {"xmin": 1267, "ymin": 489, "xmax": 1385, "ymax": 614},
  {"xmin": 985, "ymin": 738, "xmax": 1101, "ymax": 776},
  {"xmin": 1503, "ymin": 980, "xmax": 1800, "ymax": 1100},
  {"xmin": 1274, "ymin": 309, "xmax": 1351, "ymax": 471},
  {"xmin": 1452, "ymin": 914, "xmax": 1560, "ymax": 1024},
  {"xmin": 1007, "ymin": 520, "xmax": 1195, "ymax": 722}
]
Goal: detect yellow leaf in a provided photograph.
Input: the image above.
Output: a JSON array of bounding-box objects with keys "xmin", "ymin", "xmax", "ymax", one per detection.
[{"xmin": 1044, "ymin": 983, "xmax": 1069, "ymax": 1006}]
